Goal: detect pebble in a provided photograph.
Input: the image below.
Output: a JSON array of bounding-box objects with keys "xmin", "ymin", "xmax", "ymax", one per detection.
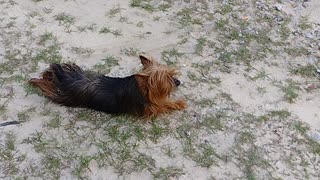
[
  {"xmin": 309, "ymin": 132, "xmax": 320, "ymax": 141},
  {"xmin": 274, "ymin": 15, "xmax": 284, "ymax": 22},
  {"xmin": 291, "ymin": 2, "xmax": 298, "ymax": 8},
  {"xmin": 305, "ymin": 32, "xmax": 313, "ymax": 39},
  {"xmin": 274, "ymin": 4, "xmax": 283, "ymax": 11},
  {"xmin": 185, "ymin": 131, "xmax": 191, "ymax": 137},
  {"xmin": 292, "ymin": 30, "xmax": 302, "ymax": 36},
  {"xmin": 305, "ymin": 83, "xmax": 318, "ymax": 91}
]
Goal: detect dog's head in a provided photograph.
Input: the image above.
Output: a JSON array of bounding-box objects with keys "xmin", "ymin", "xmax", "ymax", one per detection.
[{"xmin": 136, "ymin": 54, "xmax": 181, "ymax": 100}]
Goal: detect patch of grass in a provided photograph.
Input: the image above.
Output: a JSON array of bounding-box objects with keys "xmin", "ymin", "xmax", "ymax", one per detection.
[
  {"xmin": 280, "ymin": 80, "xmax": 300, "ymax": 103},
  {"xmin": 293, "ymin": 121, "xmax": 310, "ymax": 135},
  {"xmin": 38, "ymin": 32, "xmax": 55, "ymax": 45},
  {"xmin": 199, "ymin": 112, "xmax": 225, "ymax": 132},
  {"xmin": 256, "ymin": 86, "xmax": 267, "ymax": 94},
  {"xmin": 45, "ymin": 112, "xmax": 62, "ymax": 129},
  {"xmin": 107, "ymin": 6, "xmax": 122, "ymax": 17},
  {"xmin": 196, "ymin": 98, "xmax": 216, "ymax": 108},
  {"xmin": 218, "ymin": 51, "xmax": 233, "ymax": 64},
  {"xmin": 0, "ymin": 132, "xmax": 25, "ymax": 177},
  {"xmin": 22, "ymin": 131, "xmax": 48, "ymax": 153},
  {"xmin": 32, "ymin": 32, "xmax": 62, "ymax": 68},
  {"xmin": 148, "ymin": 122, "xmax": 169, "ymax": 143},
  {"xmin": 54, "ymin": 13, "xmax": 76, "ymax": 32},
  {"xmin": 215, "ymin": 18, "xmax": 229, "ymax": 30},
  {"xmin": 17, "ymin": 109, "xmax": 32, "ymax": 122},
  {"xmin": 236, "ymin": 147, "xmax": 270, "ymax": 180},
  {"xmin": 279, "ymin": 22, "xmax": 291, "ymax": 40},
  {"xmin": 153, "ymin": 16, "xmax": 160, "ymax": 21},
  {"xmin": 0, "ymin": 104, "xmax": 7, "ymax": 116},
  {"xmin": 234, "ymin": 46, "xmax": 252, "ymax": 65},
  {"xmin": 218, "ymin": 4, "xmax": 233, "ymax": 15},
  {"xmin": 177, "ymin": 8, "xmax": 202, "ymax": 27},
  {"xmin": 195, "ymin": 37, "xmax": 207, "ymax": 55},
  {"xmin": 153, "ymin": 166, "xmax": 184, "ymax": 180},
  {"xmin": 121, "ymin": 47, "xmax": 141, "ymax": 56},
  {"xmin": 183, "ymin": 141, "xmax": 218, "ymax": 168},
  {"xmin": 238, "ymin": 131, "xmax": 255, "ymax": 144},
  {"xmin": 158, "ymin": 3, "xmax": 171, "ymax": 12},
  {"xmin": 284, "ymin": 47, "xmax": 308, "ymax": 57},
  {"xmin": 298, "ymin": 16, "xmax": 312, "ymax": 30},
  {"xmin": 161, "ymin": 48, "xmax": 184, "ymax": 65},
  {"xmin": 269, "ymin": 110, "xmax": 291, "ymax": 119},
  {"xmin": 249, "ymin": 69, "xmax": 269, "ymax": 81},
  {"xmin": 161, "ymin": 146, "xmax": 176, "ymax": 158},
  {"xmin": 133, "ymin": 153, "xmax": 155, "ymax": 171},
  {"xmin": 24, "ymin": 82, "xmax": 42, "ymax": 96},
  {"xmin": 72, "ymin": 155, "xmax": 93, "ymax": 179},
  {"xmin": 41, "ymin": 155, "xmax": 62, "ymax": 179},
  {"xmin": 130, "ymin": 0, "xmax": 154, "ymax": 12},
  {"xmin": 77, "ymin": 23, "xmax": 97, "ymax": 32},
  {"xmin": 136, "ymin": 21, "xmax": 144, "ymax": 27},
  {"xmin": 99, "ymin": 27, "xmax": 122, "ymax": 36},
  {"xmin": 93, "ymin": 55, "xmax": 119, "ymax": 74},
  {"xmin": 289, "ymin": 64, "xmax": 315, "ymax": 78},
  {"xmin": 70, "ymin": 47, "xmax": 95, "ymax": 56}
]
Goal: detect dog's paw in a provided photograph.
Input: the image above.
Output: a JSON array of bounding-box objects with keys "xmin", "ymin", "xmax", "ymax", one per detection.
[{"xmin": 175, "ymin": 99, "xmax": 187, "ymax": 110}]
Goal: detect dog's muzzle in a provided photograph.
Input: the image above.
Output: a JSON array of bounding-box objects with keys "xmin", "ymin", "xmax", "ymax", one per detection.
[{"xmin": 174, "ymin": 78, "xmax": 181, "ymax": 86}]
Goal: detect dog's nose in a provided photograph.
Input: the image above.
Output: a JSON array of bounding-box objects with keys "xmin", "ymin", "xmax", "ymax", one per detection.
[{"xmin": 174, "ymin": 79, "xmax": 181, "ymax": 86}]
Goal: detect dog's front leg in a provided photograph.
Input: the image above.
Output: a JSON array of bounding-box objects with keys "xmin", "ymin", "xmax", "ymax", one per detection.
[{"xmin": 164, "ymin": 99, "xmax": 187, "ymax": 111}]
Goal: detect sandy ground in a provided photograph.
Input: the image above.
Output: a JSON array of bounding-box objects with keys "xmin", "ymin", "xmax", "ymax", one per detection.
[{"xmin": 1, "ymin": 0, "xmax": 320, "ymax": 179}]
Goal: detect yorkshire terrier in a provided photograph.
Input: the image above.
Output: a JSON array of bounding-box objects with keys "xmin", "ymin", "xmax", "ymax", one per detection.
[{"xmin": 29, "ymin": 55, "xmax": 186, "ymax": 119}]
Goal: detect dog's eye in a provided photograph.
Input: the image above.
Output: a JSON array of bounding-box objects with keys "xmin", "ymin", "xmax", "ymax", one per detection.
[{"xmin": 173, "ymin": 78, "xmax": 181, "ymax": 86}]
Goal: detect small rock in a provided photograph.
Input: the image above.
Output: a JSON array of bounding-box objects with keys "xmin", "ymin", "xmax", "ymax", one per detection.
[
  {"xmin": 302, "ymin": 2, "xmax": 309, "ymax": 8},
  {"xmin": 185, "ymin": 131, "xmax": 191, "ymax": 137},
  {"xmin": 309, "ymin": 132, "xmax": 320, "ymax": 141},
  {"xmin": 292, "ymin": 30, "xmax": 302, "ymax": 36},
  {"xmin": 305, "ymin": 32, "xmax": 313, "ymax": 39},
  {"xmin": 274, "ymin": 15, "xmax": 284, "ymax": 22},
  {"xmin": 274, "ymin": 4, "xmax": 283, "ymax": 11},
  {"xmin": 305, "ymin": 83, "xmax": 319, "ymax": 91},
  {"xmin": 291, "ymin": 2, "xmax": 298, "ymax": 8}
]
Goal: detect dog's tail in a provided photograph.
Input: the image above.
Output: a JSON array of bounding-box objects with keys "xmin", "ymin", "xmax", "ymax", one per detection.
[{"xmin": 29, "ymin": 64, "xmax": 88, "ymax": 103}]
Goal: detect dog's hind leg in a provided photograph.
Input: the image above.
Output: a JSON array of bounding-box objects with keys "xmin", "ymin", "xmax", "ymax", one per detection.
[{"xmin": 29, "ymin": 78, "xmax": 57, "ymax": 98}]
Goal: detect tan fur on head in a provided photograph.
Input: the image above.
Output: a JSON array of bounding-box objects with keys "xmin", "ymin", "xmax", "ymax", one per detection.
[{"xmin": 134, "ymin": 54, "xmax": 186, "ymax": 119}]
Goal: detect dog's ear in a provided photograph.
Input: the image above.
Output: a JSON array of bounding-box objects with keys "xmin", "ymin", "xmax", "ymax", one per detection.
[{"xmin": 139, "ymin": 55, "xmax": 153, "ymax": 69}]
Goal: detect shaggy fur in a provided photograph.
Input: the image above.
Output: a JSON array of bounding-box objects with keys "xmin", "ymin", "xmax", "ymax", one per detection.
[{"xmin": 29, "ymin": 55, "xmax": 186, "ymax": 119}]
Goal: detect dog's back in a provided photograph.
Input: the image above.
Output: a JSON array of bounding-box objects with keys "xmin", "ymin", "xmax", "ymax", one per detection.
[{"xmin": 30, "ymin": 63, "xmax": 146, "ymax": 115}]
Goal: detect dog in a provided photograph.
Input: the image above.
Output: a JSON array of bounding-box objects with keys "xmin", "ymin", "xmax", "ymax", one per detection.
[{"xmin": 29, "ymin": 55, "xmax": 186, "ymax": 119}]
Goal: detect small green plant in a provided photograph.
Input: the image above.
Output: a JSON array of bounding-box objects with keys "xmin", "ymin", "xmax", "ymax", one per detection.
[
  {"xmin": 153, "ymin": 166, "xmax": 185, "ymax": 180},
  {"xmin": 93, "ymin": 55, "xmax": 119, "ymax": 74},
  {"xmin": 121, "ymin": 47, "xmax": 141, "ymax": 56},
  {"xmin": 130, "ymin": 0, "xmax": 154, "ymax": 12},
  {"xmin": 195, "ymin": 37, "xmax": 207, "ymax": 55},
  {"xmin": 298, "ymin": 16, "xmax": 312, "ymax": 30},
  {"xmin": 54, "ymin": 13, "xmax": 76, "ymax": 32},
  {"xmin": 108, "ymin": 6, "xmax": 122, "ymax": 17},
  {"xmin": 177, "ymin": 8, "xmax": 202, "ymax": 27},
  {"xmin": 99, "ymin": 27, "xmax": 122, "ymax": 36},
  {"xmin": 215, "ymin": 18, "xmax": 229, "ymax": 30},
  {"xmin": 161, "ymin": 48, "xmax": 183, "ymax": 65},
  {"xmin": 289, "ymin": 64, "xmax": 315, "ymax": 78},
  {"xmin": 70, "ymin": 47, "xmax": 95, "ymax": 56},
  {"xmin": 281, "ymin": 80, "xmax": 299, "ymax": 103}
]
